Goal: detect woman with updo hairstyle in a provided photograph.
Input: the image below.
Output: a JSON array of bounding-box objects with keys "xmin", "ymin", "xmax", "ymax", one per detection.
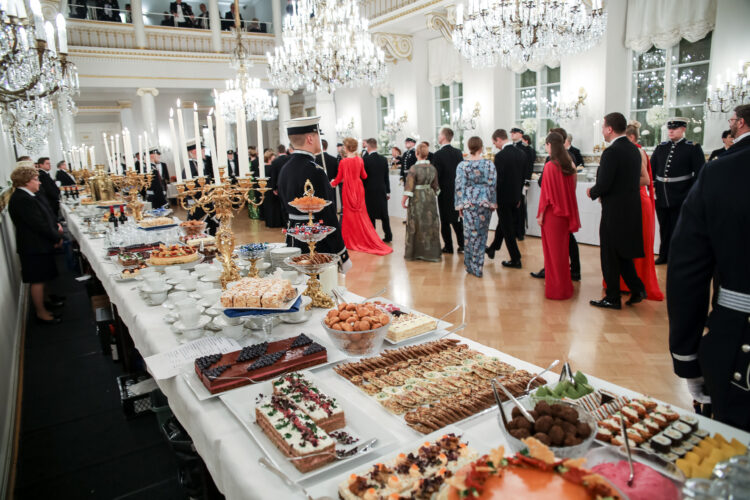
[
  {"xmin": 537, "ymin": 132, "xmax": 580, "ymax": 299},
  {"xmin": 8, "ymin": 161, "xmax": 64, "ymax": 324},
  {"xmin": 402, "ymin": 142, "xmax": 441, "ymax": 261},
  {"xmin": 330, "ymin": 137, "xmax": 393, "ymax": 255},
  {"xmin": 622, "ymin": 120, "xmax": 663, "ymax": 300},
  {"xmin": 454, "ymin": 136, "xmax": 496, "ymax": 277}
]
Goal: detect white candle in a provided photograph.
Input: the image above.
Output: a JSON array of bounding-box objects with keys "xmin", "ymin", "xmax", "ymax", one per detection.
[
  {"xmin": 109, "ymin": 136, "xmax": 115, "ymax": 171},
  {"xmin": 256, "ymin": 116, "xmax": 265, "ymax": 178},
  {"xmin": 236, "ymin": 106, "xmax": 249, "ymax": 177},
  {"xmin": 214, "ymin": 91, "xmax": 227, "ymax": 173},
  {"xmin": 114, "ymin": 134, "xmax": 121, "ymax": 174},
  {"xmin": 102, "ymin": 133, "xmax": 113, "ymax": 173},
  {"xmin": 29, "ymin": 0, "xmax": 44, "ymax": 39},
  {"xmin": 123, "ymin": 129, "xmax": 135, "ymax": 171},
  {"xmin": 81, "ymin": 145, "xmax": 87, "ymax": 169},
  {"xmin": 137, "ymin": 134, "xmax": 143, "ymax": 173},
  {"xmin": 192, "ymin": 102, "xmax": 204, "ymax": 178},
  {"xmin": 15, "ymin": 0, "xmax": 26, "ymax": 19},
  {"xmin": 143, "ymin": 131, "xmax": 150, "ymax": 174},
  {"xmin": 55, "ymin": 13, "xmax": 67, "ymax": 53},
  {"xmin": 90, "ymin": 145, "xmax": 96, "ymax": 167},
  {"xmin": 176, "ymin": 99, "xmax": 191, "ymax": 179},
  {"xmin": 44, "ymin": 21, "xmax": 56, "ymax": 53},
  {"xmin": 169, "ymin": 108, "xmax": 182, "ymax": 184},
  {"xmin": 71, "ymin": 148, "xmax": 78, "ymax": 172},
  {"xmin": 206, "ymin": 110, "xmax": 220, "ymax": 182}
]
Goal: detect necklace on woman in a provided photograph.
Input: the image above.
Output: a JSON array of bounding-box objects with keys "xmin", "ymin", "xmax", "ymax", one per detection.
[{"xmin": 415, "ymin": 159, "xmax": 430, "ymax": 165}]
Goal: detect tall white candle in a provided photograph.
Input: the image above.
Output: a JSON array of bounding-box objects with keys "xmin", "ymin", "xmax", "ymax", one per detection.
[
  {"xmin": 213, "ymin": 92, "xmax": 227, "ymax": 172},
  {"xmin": 109, "ymin": 135, "xmax": 115, "ymax": 171},
  {"xmin": 236, "ymin": 106, "xmax": 249, "ymax": 177},
  {"xmin": 169, "ymin": 108, "xmax": 182, "ymax": 184},
  {"xmin": 71, "ymin": 148, "xmax": 78, "ymax": 172},
  {"xmin": 102, "ymin": 133, "xmax": 113, "ymax": 173},
  {"xmin": 114, "ymin": 134, "xmax": 121, "ymax": 174},
  {"xmin": 123, "ymin": 129, "xmax": 135, "ymax": 171},
  {"xmin": 206, "ymin": 110, "xmax": 220, "ymax": 182},
  {"xmin": 90, "ymin": 146, "xmax": 96, "ymax": 167},
  {"xmin": 192, "ymin": 103, "xmax": 204, "ymax": 178},
  {"xmin": 143, "ymin": 131, "xmax": 150, "ymax": 174},
  {"xmin": 55, "ymin": 13, "xmax": 67, "ymax": 53},
  {"xmin": 80, "ymin": 145, "xmax": 86, "ymax": 169},
  {"xmin": 137, "ymin": 134, "xmax": 143, "ymax": 173},
  {"xmin": 256, "ymin": 116, "xmax": 265, "ymax": 178},
  {"xmin": 176, "ymin": 99, "xmax": 191, "ymax": 179}
]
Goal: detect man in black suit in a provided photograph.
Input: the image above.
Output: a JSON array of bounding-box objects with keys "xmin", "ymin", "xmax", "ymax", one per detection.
[
  {"xmin": 194, "ymin": 2, "xmax": 209, "ymax": 28},
  {"xmin": 222, "ymin": 3, "xmax": 242, "ymax": 30},
  {"xmin": 400, "ymin": 137, "xmax": 417, "ymax": 183},
  {"xmin": 566, "ymin": 134, "xmax": 584, "ymax": 167},
  {"xmin": 169, "ymin": 0, "xmax": 193, "ymax": 27},
  {"xmin": 226, "ymin": 150, "xmax": 240, "ymax": 178},
  {"xmin": 96, "ymin": 0, "xmax": 121, "ymax": 21},
  {"xmin": 667, "ymin": 104, "xmax": 750, "ymax": 430},
  {"xmin": 486, "ymin": 129, "xmax": 525, "ymax": 267},
  {"xmin": 55, "ymin": 161, "xmax": 76, "ymax": 186},
  {"xmin": 588, "ymin": 112, "xmax": 646, "ymax": 309},
  {"xmin": 141, "ymin": 148, "xmax": 167, "ymax": 208},
  {"xmin": 433, "ymin": 127, "xmax": 464, "ymax": 253},
  {"xmin": 708, "ymin": 130, "xmax": 733, "ymax": 161},
  {"xmin": 510, "ymin": 128, "xmax": 534, "ymax": 240},
  {"xmin": 36, "ymin": 157, "xmax": 60, "ymax": 218},
  {"xmin": 316, "ymin": 139, "xmax": 340, "ymax": 212},
  {"xmin": 362, "ymin": 138, "xmax": 392, "ymax": 242},
  {"xmin": 264, "ymin": 145, "xmax": 290, "ymax": 228},
  {"xmin": 149, "ymin": 148, "xmax": 170, "ymax": 193}
]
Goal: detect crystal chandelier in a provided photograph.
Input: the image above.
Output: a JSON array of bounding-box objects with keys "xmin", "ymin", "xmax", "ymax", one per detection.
[
  {"xmin": 705, "ymin": 64, "xmax": 750, "ymax": 114},
  {"xmin": 3, "ymin": 97, "xmax": 54, "ymax": 152},
  {"xmin": 543, "ymin": 87, "xmax": 587, "ymax": 121},
  {"xmin": 452, "ymin": 102, "xmax": 481, "ymax": 131},
  {"xmin": 267, "ymin": 0, "xmax": 387, "ymax": 93},
  {"xmin": 335, "ymin": 117, "xmax": 354, "ymax": 138},
  {"xmin": 383, "ymin": 111, "xmax": 408, "ymax": 138},
  {"xmin": 216, "ymin": 77, "xmax": 278, "ymax": 124},
  {"xmin": 453, "ymin": 0, "xmax": 607, "ymax": 71}
]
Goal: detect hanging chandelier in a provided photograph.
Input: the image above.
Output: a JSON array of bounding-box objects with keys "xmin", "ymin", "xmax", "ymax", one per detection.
[
  {"xmin": 705, "ymin": 64, "xmax": 750, "ymax": 114},
  {"xmin": 266, "ymin": 0, "xmax": 387, "ymax": 93},
  {"xmin": 216, "ymin": 77, "xmax": 278, "ymax": 124},
  {"xmin": 453, "ymin": 0, "xmax": 607, "ymax": 71},
  {"xmin": 543, "ymin": 87, "xmax": 587, "ymax": 121}
]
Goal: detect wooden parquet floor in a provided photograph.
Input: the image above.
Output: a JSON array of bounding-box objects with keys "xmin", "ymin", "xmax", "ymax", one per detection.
[{"xmin": 190, "ymin": 209, "xmax": 688, "ymax": 410}]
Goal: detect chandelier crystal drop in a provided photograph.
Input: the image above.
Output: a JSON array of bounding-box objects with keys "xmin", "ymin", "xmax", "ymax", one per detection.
[
  {"xmin": 3, "ymin": 97, "xmax": 55, "ymax": 152},
  {"xmin": 216, "ymin": 77, "xmax": 278, "ymax": 124},
  {"xmin": 267, "ymin": 0, "xmax": 387, "ymax": 93},
  {"xmin": 453, "ymin": 0, "xmax": 607, "ymax": 71}
]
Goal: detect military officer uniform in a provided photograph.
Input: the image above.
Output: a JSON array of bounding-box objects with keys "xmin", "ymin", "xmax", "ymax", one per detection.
[
  {"xmin": 142, "ymin": 148, "xmax": 167, "ymax": 208},
  {"xmin": 650, "ymin": 118, "xmax": 705, "ymax": 263},
  {"xmin": 667, "ymin": 131, "xmax": 750, "ymax": 431},
  {"xmin": 400, "ymin": 139, "xmax": 417, "ymax": 183},
  {"xmin": 226, "ymin": 150, "xmax": 240, "ymax": 178},
  {"xmin": 277, "ymin": 117, "xmax": 350, "ymax": 271},
  {"xmin": 183, "ymin": 140, "xmax": 218, "ymax": 235}
]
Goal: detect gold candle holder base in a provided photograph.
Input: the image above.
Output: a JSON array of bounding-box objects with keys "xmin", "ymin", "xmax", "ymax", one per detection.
[
  {"xmin": 247, "ymin": 257, "xmax": 262, "ymax": 278},
  {"xmin": 302, "ymin": 273, "xmax": 334, "ymax": 309}
]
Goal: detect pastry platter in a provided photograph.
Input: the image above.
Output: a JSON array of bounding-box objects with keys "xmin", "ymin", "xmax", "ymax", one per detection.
[{"xmin": 365, "ymin": 297, "xmax": 452, "ymax": 345}]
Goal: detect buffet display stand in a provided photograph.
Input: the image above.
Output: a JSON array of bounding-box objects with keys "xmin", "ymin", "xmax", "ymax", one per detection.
[{"xmin": 61, "ymin": 203, "xmax": 750, "ymax": 500}]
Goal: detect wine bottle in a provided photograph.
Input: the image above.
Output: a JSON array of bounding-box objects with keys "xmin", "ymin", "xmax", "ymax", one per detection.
[
  {"xmin": 118, "ymin": 205, "xmax": 128, "ymax": 224},
  {"xmin": 108, "ymin": 206, "xmax": 118, "ymax": 229}
]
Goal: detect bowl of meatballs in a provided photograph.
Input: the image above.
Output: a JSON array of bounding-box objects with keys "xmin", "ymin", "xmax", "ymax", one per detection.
[{"xmin": 498, "ymin": 399, "xmax": 597, "ymax": 459}]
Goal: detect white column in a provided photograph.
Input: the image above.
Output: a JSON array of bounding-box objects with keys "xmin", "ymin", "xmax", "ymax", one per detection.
[
  {"xmin": 316, "ymin": 91, "xmax": 337, "ymax": 154},
  {"xmin": 131, "ymin": 0, "xmax": 147, "ymax": 48},
  {"xmin": 208, "ymin": 0, "xmax": 222, "ymax": 53},
  {"xmin": 136, "ymin": 88, "xmax": 159, "ymax": 144}
]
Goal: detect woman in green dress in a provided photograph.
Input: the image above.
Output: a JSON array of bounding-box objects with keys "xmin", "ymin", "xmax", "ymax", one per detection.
[{"xmin": 402, "ymin": 143, "xmax": 441, "ymax": 262}]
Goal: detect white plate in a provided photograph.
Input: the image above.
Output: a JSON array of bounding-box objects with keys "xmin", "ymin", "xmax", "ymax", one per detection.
[
  {"xmin": 173, "ymin": 315, "xmax": 211, "ymax": 332},
  {"xmin": 148, "ymin": 254, "xmax": 205, "ymax": 271},
  {"xmin": 220, "ymin": 370, "xmax": 394, "ymax": 483},
  {"xmin": 365, "ymin": 297, "xmax": 452, "ymax": 345},
  {"xmin": 181, "ymin": 333, "xmax": 350, "ymax": 401},
  {"xmin": 109, "ymin": 273, "xmax": 139, "ymax": 282},
  {"xmin": 219, "ymin": 287, "xmax": 304, "ymax": 313}
]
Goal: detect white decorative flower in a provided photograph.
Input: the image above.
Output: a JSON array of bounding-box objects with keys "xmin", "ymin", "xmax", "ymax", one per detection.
[
  {"xmin": 646, "ymin": 106, "xmax": 668, "ymax": 128},
  {"xmin": 521, "ymin": 118, "xmax": 537, "ymax": 134},
  {"xmin": 693, "ymin": 126, "xmax": 702, "ymax": 133}
]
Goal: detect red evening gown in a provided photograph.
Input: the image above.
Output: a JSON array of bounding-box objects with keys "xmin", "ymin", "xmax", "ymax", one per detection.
[
  {"xmin": 538, "ymin": 161, "xmax": 581, "ymax": 300},
  {"xmin": 331, "ymin": 157, "xmax": 393, "ymax": 256}
]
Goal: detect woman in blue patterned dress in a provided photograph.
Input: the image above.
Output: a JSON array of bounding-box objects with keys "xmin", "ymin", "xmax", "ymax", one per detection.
[{"xmin": 455, "ymin": 137, "xmax": 497, "ymax": 277}]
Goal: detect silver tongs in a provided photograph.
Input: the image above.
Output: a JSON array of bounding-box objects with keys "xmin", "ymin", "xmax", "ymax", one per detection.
[
  {"xmin": 620, "ymin": 417, "xmax": 635, "ymax": 487},
  {"xmin": 493, "ymin": 378, "xmax": 535, "ymax": 424},
  {"xmin": 525, "ymin": 359, "xmax": 560, "ymax": 395}
]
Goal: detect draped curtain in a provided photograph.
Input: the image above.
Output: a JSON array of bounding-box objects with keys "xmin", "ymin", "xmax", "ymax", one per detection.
[
  {"xmin": 625, "ymin": 0, "xmax": 716, "ymax": 53},
  {"xmin": 428, "ymin": 38, "xmax": 462, "ymax": 86}
]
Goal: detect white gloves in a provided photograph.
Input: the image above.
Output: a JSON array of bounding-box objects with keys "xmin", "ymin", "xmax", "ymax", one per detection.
[{"xmin": 686, "ymin": 377, "xmax": 711, "ymax": 404}]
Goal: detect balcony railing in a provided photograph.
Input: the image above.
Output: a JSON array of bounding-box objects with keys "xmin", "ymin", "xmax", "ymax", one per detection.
[{"xmin": 361, "ymin": 0, "xmax": 418, "ymax": 21}]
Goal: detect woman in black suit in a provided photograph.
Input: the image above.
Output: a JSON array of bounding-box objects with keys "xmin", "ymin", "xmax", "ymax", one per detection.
[{"xmin": 9, "ymin": 164, "xmax": 65, "ymax": 324}]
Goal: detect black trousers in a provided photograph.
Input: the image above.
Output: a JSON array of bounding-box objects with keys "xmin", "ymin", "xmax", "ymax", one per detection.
[
  {"xmin": 489, "ymin": 204, "xmax": 521, "ymax": 262},
  {"xmin": 656, "ymin": 205, "xmax": 682, "ymax": 260},
  {"xmin": 601, "ymin": 241, "xmax": 645, "ymax": 301},
  {"xmin": 438, "ymin": 200, "xmax": 464, "ymax": 251},
  {"xmin": 569, "ymin": 233, "xmax": 580, "ymax": 275},
  {"xmin": 370, "ymin": 215, "xmax": 392, "ymax": 240},
  {"xmin": 516, "ymin": 195, "xmax": 527, "ymax": 238}
]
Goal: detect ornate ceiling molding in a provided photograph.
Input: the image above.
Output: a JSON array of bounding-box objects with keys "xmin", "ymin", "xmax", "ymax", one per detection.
[
  {"xmin": 426, "ymin": 11, "xmax": 454, "ymax": 43},
  {"xmin": 136, "ymin": 88, "xmax": 160, "ymax": 97},
  {"xmin": 372, "ymin": 33, "xmax": 413, "ymax": 63}
]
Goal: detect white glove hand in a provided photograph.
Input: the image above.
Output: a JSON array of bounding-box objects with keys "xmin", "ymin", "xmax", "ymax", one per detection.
[
  {"xmin": 686, "ymin": 377, "xmax": 711, "ymax": 404},
  {"xmin": 339, "ymin": 257, "xmax": 353, "ymax": 274}
]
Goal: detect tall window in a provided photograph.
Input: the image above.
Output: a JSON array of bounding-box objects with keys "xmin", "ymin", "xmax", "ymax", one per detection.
[
  {"xmin": 376, "ymin": 94, "xmax": 394, "ymax": 133},
  {"xmin": 630, "ymin": 33, "xmax": 712, "ymax": 147},
  {"xmin": 515, "ymin": 67, "xmax": 560, "ymax": 149},
  {"xmin": 434, "ymin": 82, "xmax": 463, "ymax": 146}
]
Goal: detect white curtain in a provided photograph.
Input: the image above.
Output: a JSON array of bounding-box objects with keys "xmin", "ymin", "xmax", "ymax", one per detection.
[
  {"xmin": 625, "ymin": 0, "xmax": 716, "ymax": 53},
  {"xmin": 428, "ymin": 38, "xmax": 462, "ymax": 86}
]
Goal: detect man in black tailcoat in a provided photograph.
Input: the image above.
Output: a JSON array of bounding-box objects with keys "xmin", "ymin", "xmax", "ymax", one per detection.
[
  {"xmin": 650, "ymin": 117, "xmax": 705, "ymax": 264},
  {"xmin": 486, "ymin": 129, "xmax": 525, "ymax": 267},
  {"xmin": 362, "ymin": 138, "xmax": 392, "ymax": 242},
  {"xmin": 55, "ymin": 161, "xmax": 77, "ymax": 187},
  {"xmin": 588, "ymin": 112, "xmax": 645, "ymax": 309},
  {"xmin": 433, "ymin": 127, "xmax": 464, "ymax": 253},
  {"xmin": 36, "ymin": 157, "xmax": 60, "ymax": 218},
  {"xmin": 169, "ymin": 0, "xmax": 193, "ymax": 27},
  {"xmin": 315, "ymin": 139, "xmax": 339, "ymax": 211},
  {"xmin": 142, "ymin": 147, "xmax": 167, "ymax": 208},
  {"xmin": 226, "ymin": 150, "xmax": 240, "ymax": 178},
  {"xmin": 511, "ymin": 128, "xmax": 534, "ymax": 240},
  {"xmin": 277, "ymin": 117, "xmax": 350, "ymax": 272},
  {"xmin": 184, "ymin": 140, "xmax": 217, "ymax": 235},
  {"xmin": 668, "ymin": 104, "xmax": 750, "ymax": 431},
  {"xmin": 264, "ymin": 145, "xmax": 290, "ymax": 227},
  {"xmin": 566, "ymin": 134, "xmax": 584, "ymax": 168}
]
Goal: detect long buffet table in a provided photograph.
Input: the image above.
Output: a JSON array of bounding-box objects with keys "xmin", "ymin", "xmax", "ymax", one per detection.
[{"xmin": 62, "ymin": 203, "xmax": 746, "ymax": 499}]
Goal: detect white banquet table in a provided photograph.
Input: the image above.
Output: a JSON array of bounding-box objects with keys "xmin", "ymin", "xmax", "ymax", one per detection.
[{"xmin": 62, "ymin": 203, "xmax": 747, "ymax": 499}]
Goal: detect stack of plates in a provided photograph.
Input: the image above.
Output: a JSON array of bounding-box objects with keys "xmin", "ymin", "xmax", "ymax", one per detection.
[{"xmin": 269, "ymin": 246, "xmax": 300, "ymax": 272}]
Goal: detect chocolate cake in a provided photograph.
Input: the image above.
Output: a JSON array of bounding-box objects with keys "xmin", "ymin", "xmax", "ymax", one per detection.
[{"xmin": 194, "ymin": 334, "xmax": 328, "ymax": 394}]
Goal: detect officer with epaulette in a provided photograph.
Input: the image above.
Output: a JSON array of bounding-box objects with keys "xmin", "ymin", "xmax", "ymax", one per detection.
[
  {"xmin": 143, "ymin": 147, "xmax": 167, "ymax": 208},
  {"xmin": 400, "ymin": 137, "xmax": 417, "ymax": 184},
  {"xmin": 667, "ymin": 104, "xmax": 750, "ymax": 431},
  {"xmin": 276, "ymin": 116, "xmax": 351, "ymax": 273},
  {"xmin": 650, "ymin": 117, "xmax": 705, "ymax": 264}
]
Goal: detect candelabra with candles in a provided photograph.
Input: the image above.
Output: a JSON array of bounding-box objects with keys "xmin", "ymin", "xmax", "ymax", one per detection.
[
  {"xmin": 176, "ymin": 169, "xmax": 270, "ymax": 289},
  {"xmin": 706, "ymin": 64, "xmax": 750, "ymax": 114},
  {"xmin": 544, "ymin": 87, "xmax": 588, "ymax": 121},
  {"xmin": 111, "ymin": 169, "xmax": 153, "ymax": 221},
  {"xmin": 335, "ymin": 117, "xmax": 355, "ymax": 139},
  {"xmin": 452, "ymin": 102, "xmax": 481, "ymax": 131}
]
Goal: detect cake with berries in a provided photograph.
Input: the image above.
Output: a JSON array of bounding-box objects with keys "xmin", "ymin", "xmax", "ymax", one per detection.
[
  {"xmin": 148, "ymin": 244, "xmax": 200, "ymax": 265},
  {"xmin": 272, "ymin": 372, "xmax": 344, "ymax": 432},
  {"xmin": 194, "ymin": 333, "xmax": 328, "ymax": 394}
]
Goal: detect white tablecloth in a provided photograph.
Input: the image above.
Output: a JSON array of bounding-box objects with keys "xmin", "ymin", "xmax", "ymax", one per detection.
[{"xmin": 61, "ymin": 203, "xmax": 748, "ymax": 499}]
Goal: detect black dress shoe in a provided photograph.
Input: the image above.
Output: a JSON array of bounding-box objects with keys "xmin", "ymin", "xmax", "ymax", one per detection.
[
  {"xmin": 457, "ymin": 246, "xmax": 464, "ymax": 253},
  {"xmin": 517, "ymin": 235, "xmax": 525, "ymax": 241},
  {"xmin": 626, "ymin": 290, "xmax": 647, "ymax": 305},
  {"xmin": 502, "ymin": 260, "xmax": 522, "ymax": 269},
  {"xmin": 383, "ymin": 238, "xmax": 392, "ymax": 243},
  {"xmin": 589, "ymin": 298, "xmax": 621, "ymax": 310},
  {"xmin": 441, "ymin": 247, "xmax": 454, "ymax": 254},
  {"xmin": 571, "ymin": 272, "xmax": 581, "ymax": 281},
  {"xmin": 654, "ymin": 257, "xmax": 668, "ymax": 265},
  {"xmin": 35, "ymin": 315, "xmax": 62, "ymax": 325},
  {"xmin": 485, "ymin": 247, "xmax": 495, "ymax": 260},
  {"xmin": 530, "ymin": 269, "xmax": 545, "ymax": 279}
]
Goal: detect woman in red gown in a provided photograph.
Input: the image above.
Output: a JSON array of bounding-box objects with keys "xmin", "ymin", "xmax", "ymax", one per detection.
[
  {"xmin": 537, "ymin": 132, "xmax": 581, "ymax": 300},
  {"xmin": 330, "ymin": 138, "xmax": 393, "ymax": 256}
]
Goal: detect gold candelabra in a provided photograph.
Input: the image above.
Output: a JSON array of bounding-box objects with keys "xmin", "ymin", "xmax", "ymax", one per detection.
[
  {"xmin": 112, "ymin": 169, "xmax": 153, "ymax": 221},
  {"xmin": 177, "ymin": 168, "xmax": 270, "ymax": 289}
]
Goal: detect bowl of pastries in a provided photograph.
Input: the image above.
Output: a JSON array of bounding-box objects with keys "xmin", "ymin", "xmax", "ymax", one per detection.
[
  {"xmin": 180, "ymin": 220, "xmax": 207, "ymax": 236},
  {"xmin": 322, "ymin": 302, "xmax": 391, "ymax": 357}
]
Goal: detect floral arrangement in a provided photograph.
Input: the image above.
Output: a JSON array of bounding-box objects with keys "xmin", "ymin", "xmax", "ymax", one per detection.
[
  {"xmin": 377, "ymin": 130, "xmax": 392, "ymax": 154},
  {"xmin": 521, "ymin": 118, "xmax": 537, "ymax": 134},
  {"xmin": 646, "ymin": 106, "xmax": 668, "ymax": 128}
]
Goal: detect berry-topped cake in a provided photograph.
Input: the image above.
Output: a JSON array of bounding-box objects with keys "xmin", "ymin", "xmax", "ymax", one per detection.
[
  {"xmin": 194, "ymin": 333, "xmax": 328, "ymax": 394},
  {"xmin": 272, "ymin": 372, "xmax": 345, "ymax": 432}
]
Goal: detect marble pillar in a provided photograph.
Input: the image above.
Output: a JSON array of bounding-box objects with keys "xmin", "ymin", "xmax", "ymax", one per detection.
[
  {"xmin": 136, "ymin": 88, "xmax": 159, "ymax": 145},
  {"xmin": 131, "ymin": 0, "xmax": 147, "ymax": 48},
  {"xmin": 316, "ymin": 91, "xmax": 337, "ymax": 155},
  {"xmin": 208, "ymin": 0, "xmax": 222, "ymax": 53}
]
